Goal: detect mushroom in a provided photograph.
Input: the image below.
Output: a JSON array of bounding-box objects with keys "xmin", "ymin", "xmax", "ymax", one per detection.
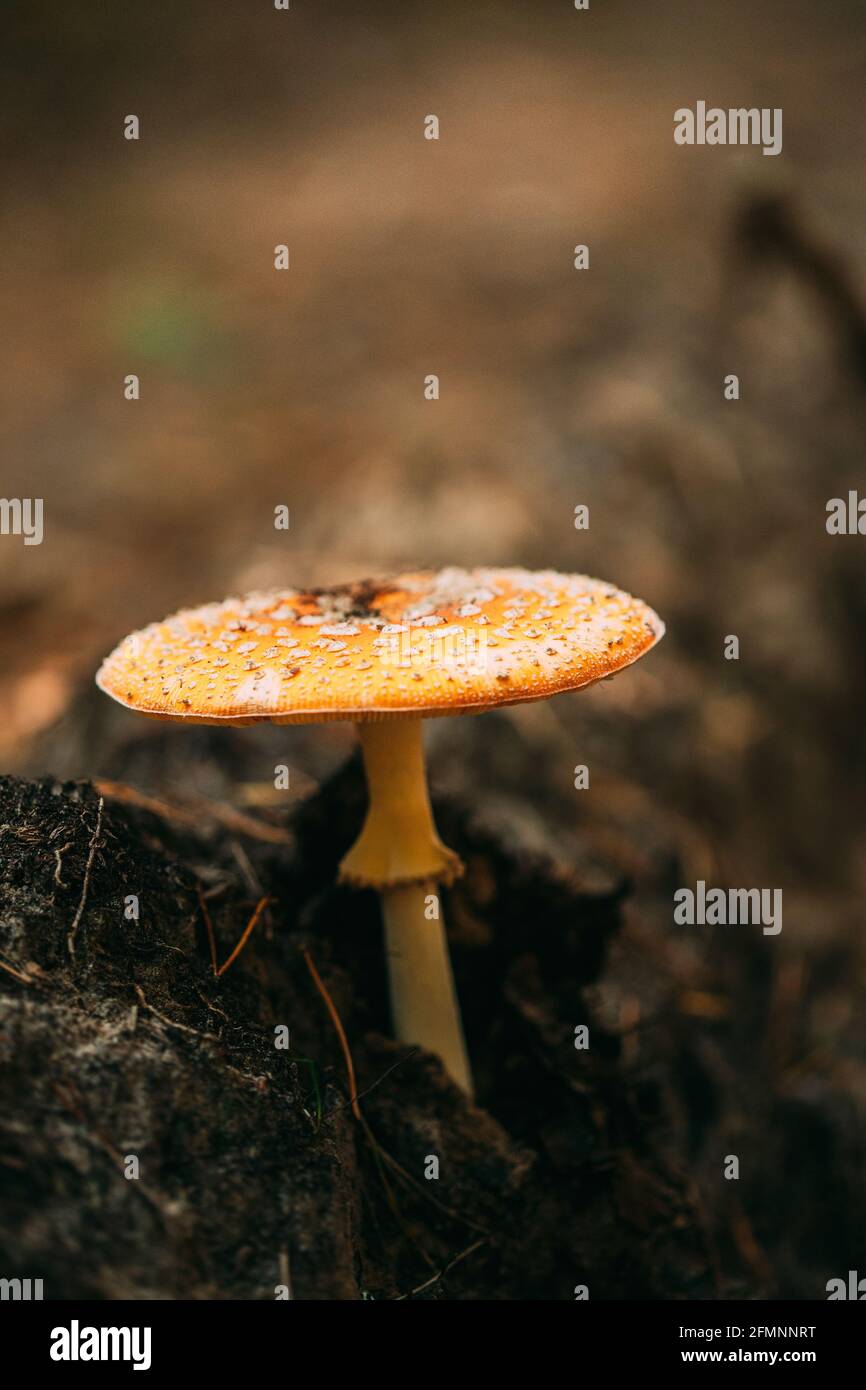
[{"xmin": 96, "ymin": 567, "xmax": 664, "ymax": 1096}]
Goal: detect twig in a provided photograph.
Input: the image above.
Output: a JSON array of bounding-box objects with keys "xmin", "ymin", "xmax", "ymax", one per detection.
[
  {"xmin": 324, "ymin": 1052, "xmax": 416, "ymax": 1118},
  {"xmin": 134, "ymin": 983, "xmax": 214, "ymax": 1040},
  {"xmin": 278, "ymin": 1247, "xmax": 293, "ymax": 1300},
  {"xmin": 303, "ymin": 949, "xmax": 361, "ymax": 1120},
  {"xmin": 230, "ymin": 840, "xmax": 274, "ymax": 939},
  {"xmin": 301, "ymin": 950, "xmax": 434, "ymax": 1260},
  {"xmin": 229, "ymin": 840, "xmax": 262, "ymax": 896},
  {"xmin": 375, "ymin": 1139, "xmax": 491, "ymax": 1235},
  {"xmin": 216, "ymin": 896, "xmax": 272, "ymax": 978},
  {"xmin": 395, "ymin": 1238, "xmax": 488, "ymax": 1300},
  {"xmin": 287, "ymin": 1054, "xmax": 323, "ymax": 1132},
  {"xmin": 358, "ymin": 1109, "xmax": 436, "ymax": 1268},
  {"xmin": 196, "ymin": 987, "xmax": 229, "ymax": 1022},
  {"xmin": 0, "ymin": 957, "xmax": 34, "ymax": 986},
  {"xmin": 302, "ymin": 951, "xmax": 465, "ymax": 1261},
  {"xmin": 94, "ymin": 778, "xmax": 291, "ymax": 845},
  {"xmin": 54, "ymin": 841, "xmax": 73, "ymax": 887},
  {"xmin": 67, "ymin": 797, "xmax": 104, "ymax": 958},
  {"xmin": 197, "ymin": 884, "xmax": 219, "ymax": 976}
]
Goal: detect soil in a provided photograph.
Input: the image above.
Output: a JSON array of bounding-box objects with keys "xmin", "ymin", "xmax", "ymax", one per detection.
[
  {"xmin": 0, "ymin": 741, "xmax": 714, "ymax": 1301},
  {"xmin": 3, "ymin": 717, "xmax": 862, "ymax": 1301}
]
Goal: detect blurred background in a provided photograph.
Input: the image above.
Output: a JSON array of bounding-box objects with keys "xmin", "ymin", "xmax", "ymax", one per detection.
[{"xmin": 2, "ymin": 0, "xmax": 866, "ymax": 1294}]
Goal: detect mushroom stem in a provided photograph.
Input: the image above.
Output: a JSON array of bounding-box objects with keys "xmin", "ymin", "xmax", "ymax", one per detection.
[
  {"xmin": 338, "ymin": 718, "xmax": 472, "ymax": 1095},
  {"xmin": 339, "ymin": 719, "xmax": 462, "ymax": 889},
  {"xmin": 382, "ymin": 882, "xmax": 473, "ymax": 1097}
]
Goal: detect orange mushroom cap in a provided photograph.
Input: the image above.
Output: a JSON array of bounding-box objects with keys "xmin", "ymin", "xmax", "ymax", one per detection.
[{"xmin": 96, "ymin": 567, "xmax": 664, "ymax": 725}]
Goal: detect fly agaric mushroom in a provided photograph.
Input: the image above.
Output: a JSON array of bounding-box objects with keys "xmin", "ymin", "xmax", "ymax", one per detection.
[{"xmin": 96, "ymin": 567, "xmax": 663, "ymax": 1096}]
